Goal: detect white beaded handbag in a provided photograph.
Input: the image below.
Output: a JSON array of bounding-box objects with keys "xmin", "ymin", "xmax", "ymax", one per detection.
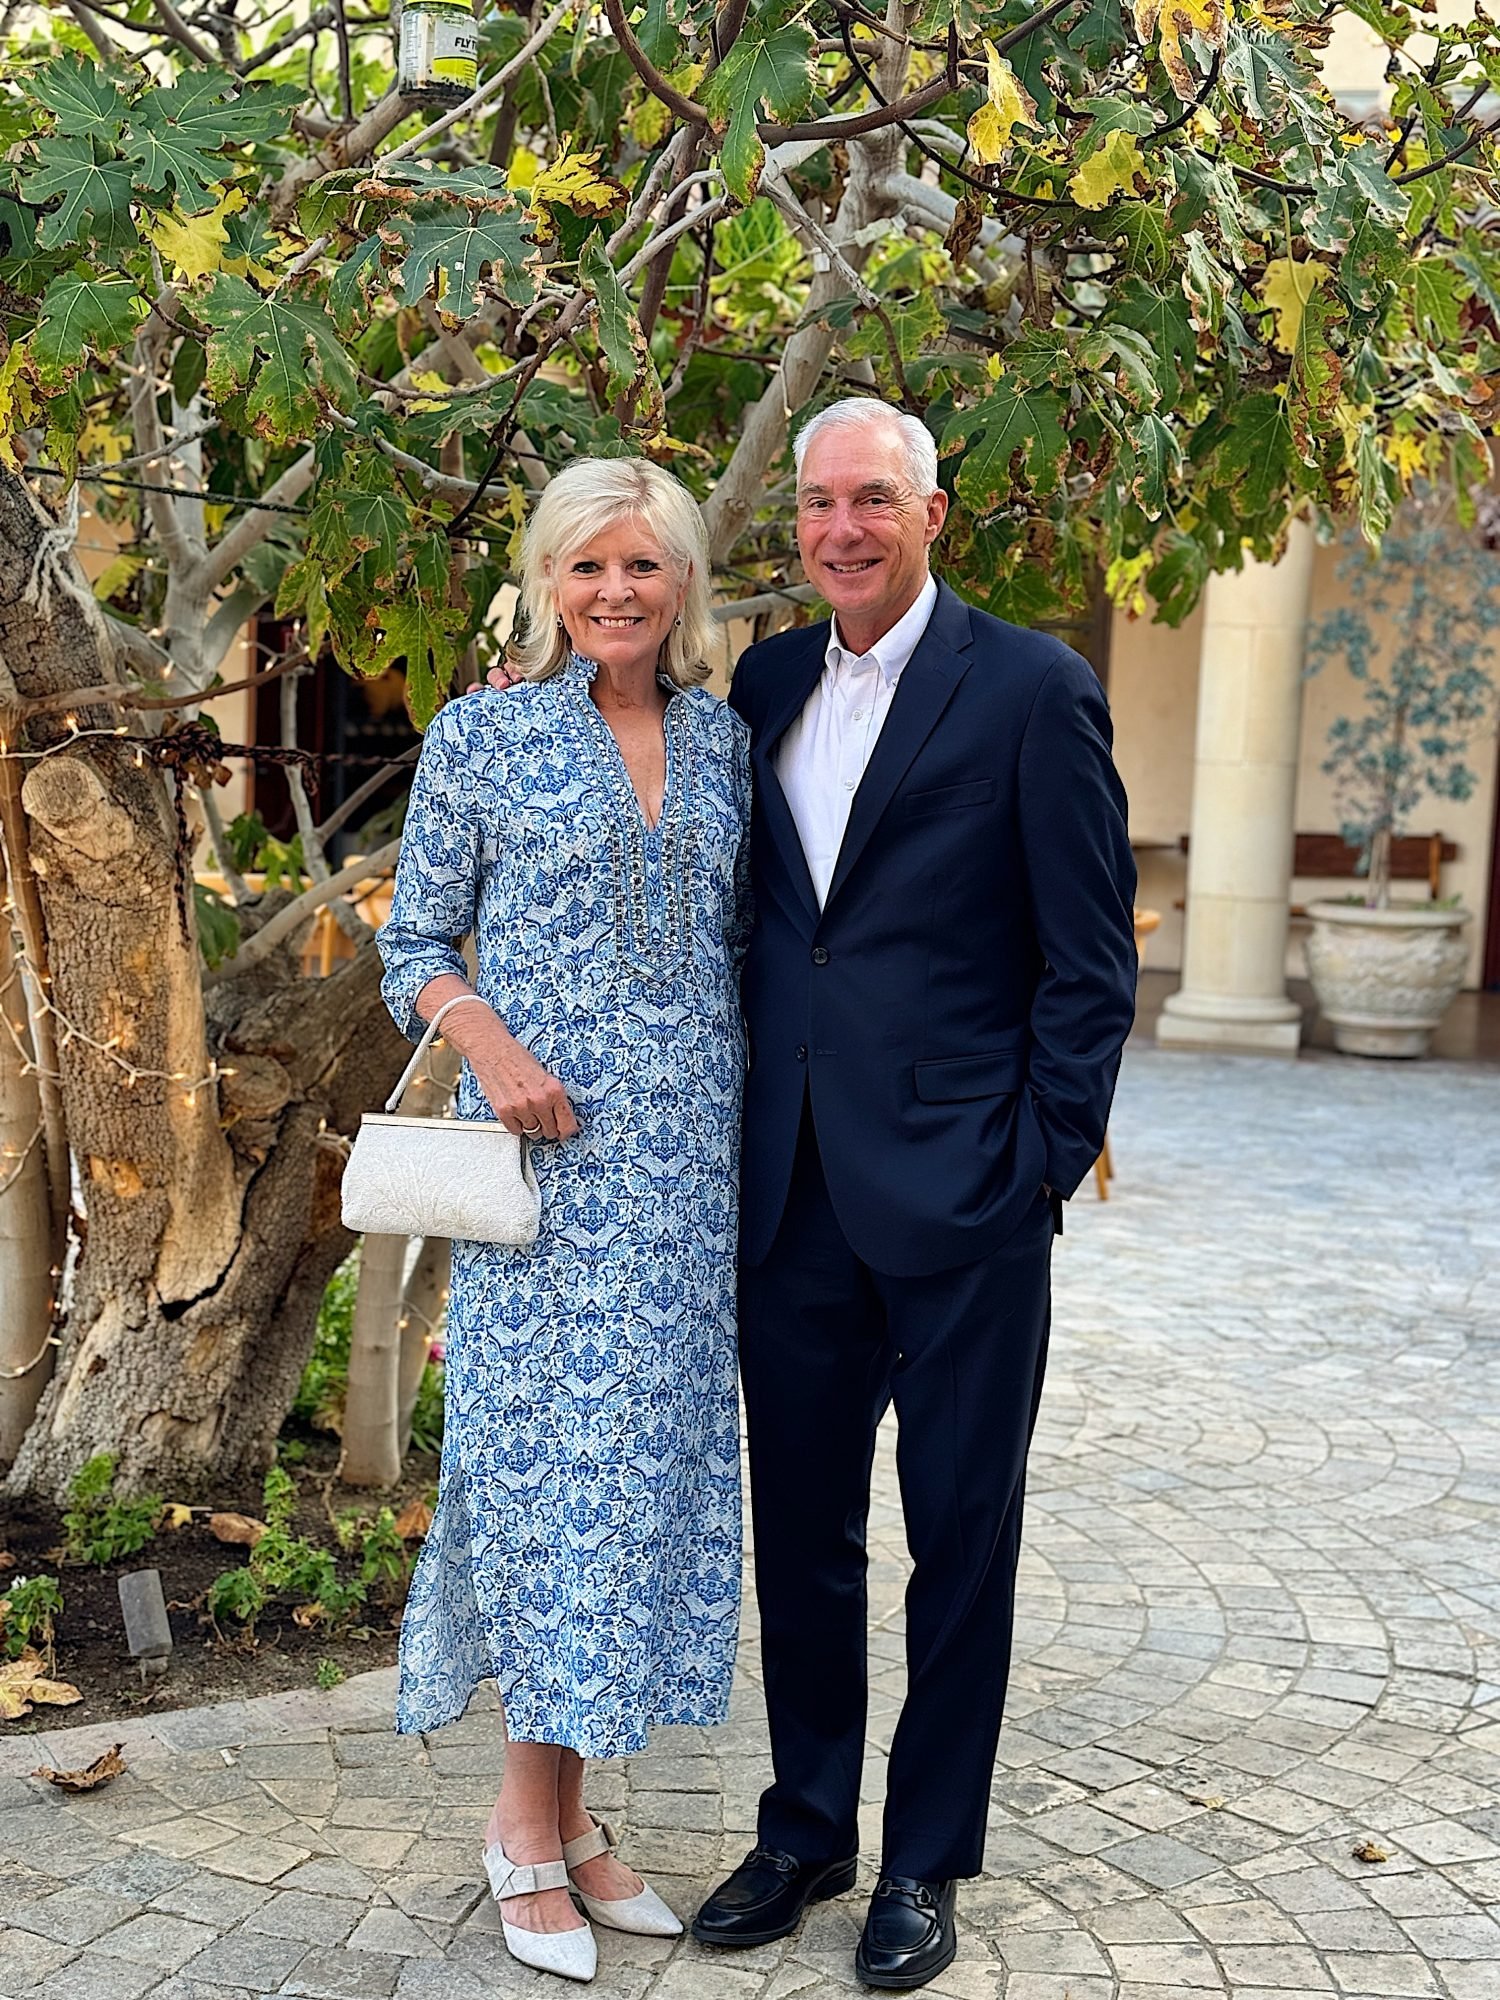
[{"xmin": 341, "ymin": 995, "xmax": 542, "ymax": 1245}]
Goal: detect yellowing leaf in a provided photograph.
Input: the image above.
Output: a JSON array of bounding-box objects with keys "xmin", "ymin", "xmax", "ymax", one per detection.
[
  {"xmin": 527, "ymin": 149, "xmax": 628, "ymax": 236},
  {"xmin": 508, "ymin": 146, "xmax": 540, "ymax": 190},
  {"xmin": 0, "ymin": 1649, "xmax": 82, "ymax": 1720},
  {"xmin": 966, "ymin": 42, "xmax": 1038, "ymax": 165},
  {"xmin": 76, "ymin": 413, "xmax": 129, "ymax": 465},
  {"xmin": 91, "ymin": 551, "xmax": 144, "ymax": 602},
  {"xmin": 1383, "ymin": 430, "xmax": 1427, "ymax": 486},
  {"xmin": 1105, "ymin": 550, "xmax": 1153, "ymax": 618},
  {"xmin": 1133, "ymin": 0, "xmax": 1231, "ymax": 99},
  {"xmin": 1260, "ymin": 256, "xmax": 1329, "ymax": 355},
  {"xmin": 161, "ymin": 1502, "xmax": 195, "ymax": 1530},
  {"xmin": 145, "ymin": 186, "xmax": 248, "ymax": 284},
  {"xmin": 1070, "ymin": 130, "xmax": 1147, "ymax": 209},
  {"xmin": 0, "ymin": 340, "xmax": 38, "ymax": 472},
  {"xmin": 407, "ymin": 368, "xmax": 453, "ymax": 414}
]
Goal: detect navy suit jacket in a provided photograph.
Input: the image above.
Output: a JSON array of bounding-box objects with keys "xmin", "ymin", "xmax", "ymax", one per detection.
[{"xmin": 728, "ymin": 579, "xmax": 1138, "ymax": 1279}]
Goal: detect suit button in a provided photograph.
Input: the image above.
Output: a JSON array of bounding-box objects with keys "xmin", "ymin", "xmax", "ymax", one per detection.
[
  {"xmin": 811, "ymin": 946, "xmax": 829, "ymax": 965},
  {"xmin": 796, "ymin": 1045, "xmax": 807, "ymax": 1061}
]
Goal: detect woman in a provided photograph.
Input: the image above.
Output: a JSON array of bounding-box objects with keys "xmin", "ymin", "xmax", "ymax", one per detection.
[{"xmin": 377, "ymin": 457, "xmax": 750, "ymax": 1984}]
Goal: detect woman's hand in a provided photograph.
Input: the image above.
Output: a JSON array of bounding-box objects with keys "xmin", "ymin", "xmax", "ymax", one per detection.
[
  {"xmin": 470, "ymin": 1028, "xmax": 579, "ymax": 1141},
  {"xmin": 418, "ymin": 983, "xmax": 578, "ymax": 1140}
]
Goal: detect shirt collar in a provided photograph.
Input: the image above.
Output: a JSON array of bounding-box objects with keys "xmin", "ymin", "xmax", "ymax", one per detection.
[{"xmin": 824, "ymin": 573, "xmax": 939, "ymax": 687}]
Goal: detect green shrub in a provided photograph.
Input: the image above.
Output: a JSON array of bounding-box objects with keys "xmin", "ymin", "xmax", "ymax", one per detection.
[
  {"xmin": 207, "ymin": 1457, "xmax": 380, "ymax": 1641},
  {"xmin": 0, "ymin": 1574, "xmax": 63, "ymax": 1661},
  {"xmin": 408, "ymin": 1359, "xmax": 444, "ymax": 1454},
  {"xmin": 62, "ymin": 1454, "xmax": 162, "ymax": 1566},
  {"xmin": 291, "ymin": 1253, "xmax": 358, "ymax": 1433}
]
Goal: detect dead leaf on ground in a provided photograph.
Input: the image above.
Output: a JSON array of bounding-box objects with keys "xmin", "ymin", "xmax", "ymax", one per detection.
[
  {"xmin": 393, "ymin": 1497, "xmax": 433, "ymax": 1540},
  {"xmin": 208, "ymin": 1512, "xmax": 266, "ymax": 1547},
  {"xmin": 1186, "ymin": 1793, "xmax": 1225, "ymax": 1809},
  {"xmin": 0, "ymin": 1550, "xmax": 16, "ymax": 1570},
  {"xmin": 160, "ymin": 1503, "xmax": 195, "ymax": 1531},
  {"xmin": 32, "ymin": 1744, "xmax": 126, "ymax": 1792},
  {"xmin": 1352, "ymin": 1839, "xmax": 1390, "ymax": 1864},
  {"xmin": 292, "ymin": 1602, "xmax": 327, "ymax": 1628},
  {"xmin": 0, "ymin": 1649, "xmax": 83, "ymax": 1720}
]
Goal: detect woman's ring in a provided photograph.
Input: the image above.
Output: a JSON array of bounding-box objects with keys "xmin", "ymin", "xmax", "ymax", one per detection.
[{"xmin": 520, "ymin": 1120, "xmax": 544, "ymax": 1136}]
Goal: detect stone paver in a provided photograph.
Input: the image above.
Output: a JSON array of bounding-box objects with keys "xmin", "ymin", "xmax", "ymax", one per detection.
[{"xmin": 2, "ymin": 1047, "xmax": 1498, "ymax": 1996}]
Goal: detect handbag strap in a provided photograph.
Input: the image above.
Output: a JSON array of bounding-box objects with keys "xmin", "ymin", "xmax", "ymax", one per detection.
[{"xmin": 385, "ymin": 994, "xmax": 490, "ymax": 1113}]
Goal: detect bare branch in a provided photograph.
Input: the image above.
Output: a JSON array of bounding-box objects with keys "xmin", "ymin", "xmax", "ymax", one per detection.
[
  {"xmin": 314, "ymin": 747, "xmax": 419, "ymax": 845},
  {"xmin": 127, "ymin": 333, "xmax": 195, "ymax": 573},
  {"xmin": 282, "ymin": 668, "xmax": 366, "ymax": 942},
  {"xmin": 204, "ymin": 840, "xmax": 400, "ymax": 985},
  {"xmin": 601, "ymin": 0, "xmax": 710, "ymax": 126},
  {"xmin": 199, "ymin": 449, "xmax": 318, "ymax": 595},
  {"xmin": 63, "ymin": 0, "xmax": 124, "ymax": 59},
  {"xmin": 150, "ymin": 0, "xmax": 216, "ymax": 62},
  {"xmin": 199, "ymin": 787, "xmax": 254, "ymax": 906}
]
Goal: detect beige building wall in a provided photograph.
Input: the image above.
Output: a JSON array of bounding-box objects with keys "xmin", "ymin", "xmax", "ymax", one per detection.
[{"xmin": 1108, "ymin": 532, "xmax": 1500, "ymax": 991}]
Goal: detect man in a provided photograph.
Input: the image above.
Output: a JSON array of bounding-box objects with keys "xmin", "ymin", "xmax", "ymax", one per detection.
[{"xmin": 689, "ymin": 398, "xmax": 1137, "ymax": 1989}]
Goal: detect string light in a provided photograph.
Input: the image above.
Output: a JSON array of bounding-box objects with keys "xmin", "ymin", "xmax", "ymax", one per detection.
[{"xmin": 0, "ymin": 959, "xmax": 228, "ymax": 1108}]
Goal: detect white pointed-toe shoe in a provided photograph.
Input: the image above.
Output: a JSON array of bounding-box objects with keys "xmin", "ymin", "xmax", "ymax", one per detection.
[
  {"xmin": 482, "ymin": 1837, "xmax": 598, "ymax": 1982},
  {"xmin": 563, "ymin": 1817, "xmax": 684, "ymax": 1937}
]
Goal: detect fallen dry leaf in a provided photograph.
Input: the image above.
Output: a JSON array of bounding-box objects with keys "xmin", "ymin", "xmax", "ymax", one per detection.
[
  {"xmin": 0, "ymin": 1550, "xmax": 16, "ymax": 1570},
  {"xmin": 292, "ymin": 1603, "xmax": 327, "ymax": 1628},
  {"xmin": 0, "ymin": 1649, "xmax": 83, "ymax": 1720},
  {"xmin": 393, "ymin": 1497, "xmax": 433, "ymax": 1541},
  {"xmin": 208, "ymin": 1513, "xmax": 266, "ymax": 1547},
  {"xmin": 1352, "ymin": 1839, "xmax": 1389, "ymax": 1864},
  {"xmin": 32, "ymin": 1744, "xmax": 126, "ymax": 1792},
  {"xmin": 160, "ymin": 1503, "xmax": 195, "ymax": 1531},
  {"xmin": 1186, "ymin": 1794, "xmax": 1225, "ymax": 1810}
]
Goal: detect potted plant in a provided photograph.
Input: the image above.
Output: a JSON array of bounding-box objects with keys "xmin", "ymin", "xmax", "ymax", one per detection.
[{"xmin": 1302, "ymin": 495, "xmax": 1499, "ymax": 1057}]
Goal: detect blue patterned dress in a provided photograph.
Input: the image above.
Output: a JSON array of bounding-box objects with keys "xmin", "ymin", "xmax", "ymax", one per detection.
[{"xmin": 377, "ymin": 656, "xmax": 750, "ymax": 1758}]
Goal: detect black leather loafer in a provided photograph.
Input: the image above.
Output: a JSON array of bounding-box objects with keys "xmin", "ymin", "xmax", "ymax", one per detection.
[
  {"xmin": 855, "ymin": 1875, "xmax": 958, "ymax": 1990},
  {"xmin": 692, "ymin": 1845, "xmax": 859, "ymax": 1947}
]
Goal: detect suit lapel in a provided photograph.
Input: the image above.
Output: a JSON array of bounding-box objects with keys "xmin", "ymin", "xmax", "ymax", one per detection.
[
  {"xmin": 822, "ymin": 582, "xmax": 975, "ymax": 912},
  {"xmin": 750, "ymin": 627, "xmax": 828, "ymax": 929}
]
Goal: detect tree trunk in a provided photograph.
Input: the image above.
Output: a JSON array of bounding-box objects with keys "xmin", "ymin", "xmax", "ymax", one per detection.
[
  {"xmin": 0, "ymin": 471, "xmax": 409, "ymax": 1505},
  {"xmin": 397, "ymin": 1232, "xmax": 450, "ymax": 1457},
  {"xmin": 340, "ymin": 1230, "xmax": 406, "ymax": 1487},
  {"xmin": 0, "ymin": 911, "xmax": 58, "ymax": 1467},
  {"xmin": 340, "ymin": 1037, "xmax": 457, "ymax": 1483}
]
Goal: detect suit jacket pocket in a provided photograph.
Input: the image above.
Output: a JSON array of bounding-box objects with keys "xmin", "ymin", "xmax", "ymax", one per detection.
[
  {"xmin": 903, "ymin": 778, "xmax": 996, "ymax": 816},
  {"xmin": 913, "ymin": 1049, "xmax": 1024, "ymax": 1101}
]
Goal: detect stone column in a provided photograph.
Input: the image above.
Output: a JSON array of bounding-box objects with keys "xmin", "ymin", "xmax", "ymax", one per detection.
[{"xmin": 1157, "ymin": 519, "xmax": 1316, "ymax": 1056}]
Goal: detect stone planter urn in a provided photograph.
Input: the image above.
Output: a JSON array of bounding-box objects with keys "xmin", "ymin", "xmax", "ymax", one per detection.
[{"xmin": 1303, "ymin": 901, "xmax": 1471, "ymax": 1058}]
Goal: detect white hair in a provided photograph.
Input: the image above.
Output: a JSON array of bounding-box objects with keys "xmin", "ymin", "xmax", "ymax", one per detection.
[
  {"xmin": 793, "ymin": 398, "xmax": 939, "ymax": 497},
  {"xmin": 510, "ymin": 457, "xmax": 714, "ymax": 687}
]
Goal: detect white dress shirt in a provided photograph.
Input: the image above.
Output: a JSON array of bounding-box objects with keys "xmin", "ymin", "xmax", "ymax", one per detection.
[{"xmin": 774, "ymin": 574, "xmax": 939, "ymax": 908}]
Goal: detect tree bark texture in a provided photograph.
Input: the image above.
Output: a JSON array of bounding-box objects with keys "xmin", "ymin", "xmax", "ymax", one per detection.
[
  {"xmin": 0, "ymin": 470, "xmax": 409, "ymax": 1505},
  {"xmin": 0, "ymin": 909, "xmax": 57, "ymax": 1467}
]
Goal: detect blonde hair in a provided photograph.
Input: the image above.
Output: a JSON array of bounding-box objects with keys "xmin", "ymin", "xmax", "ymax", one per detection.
[{"xmin": 510, "ymin": 457, "xmax": 715, "ymax": 687}]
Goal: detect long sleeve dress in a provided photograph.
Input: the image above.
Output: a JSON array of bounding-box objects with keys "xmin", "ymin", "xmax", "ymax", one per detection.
[{"xmin": 377, "ymin": 654, "xmax": 751, "ymax": 1759}]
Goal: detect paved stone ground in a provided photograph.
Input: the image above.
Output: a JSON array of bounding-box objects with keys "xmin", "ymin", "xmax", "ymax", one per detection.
[{"xmin": 3, "ymin": 1046, "xmax": 1500, "ymax": 2000}]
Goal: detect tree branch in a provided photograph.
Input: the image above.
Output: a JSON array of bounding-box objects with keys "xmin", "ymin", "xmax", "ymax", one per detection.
[
  {"xmin": 601, "ymin": 0, "xmax": 710, "ymax": 126},
  {"xmin": 63, "ymin": 0, "xmax": 124, "ymax": 59},
  {"xmin": 281, "ymin": 668, "xmax": 366, "ymax": 943},
  {"xmin": 150, "ymin": 0, "xmax": 216, "ymax": 63},
  {"xmin": 204, "ymin": 840, "xmax": 399, "ymax": 985},
  {"xmin": 314, "ymin": 747, "xmax": 419, "ymax": 845},
  {"xmin": 127, "ymin": 333, "xmax": 195, "ymax": 574},
  {"xmin": 199, "ymin": 449, "xmax": 318, "ymax": 595}
]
